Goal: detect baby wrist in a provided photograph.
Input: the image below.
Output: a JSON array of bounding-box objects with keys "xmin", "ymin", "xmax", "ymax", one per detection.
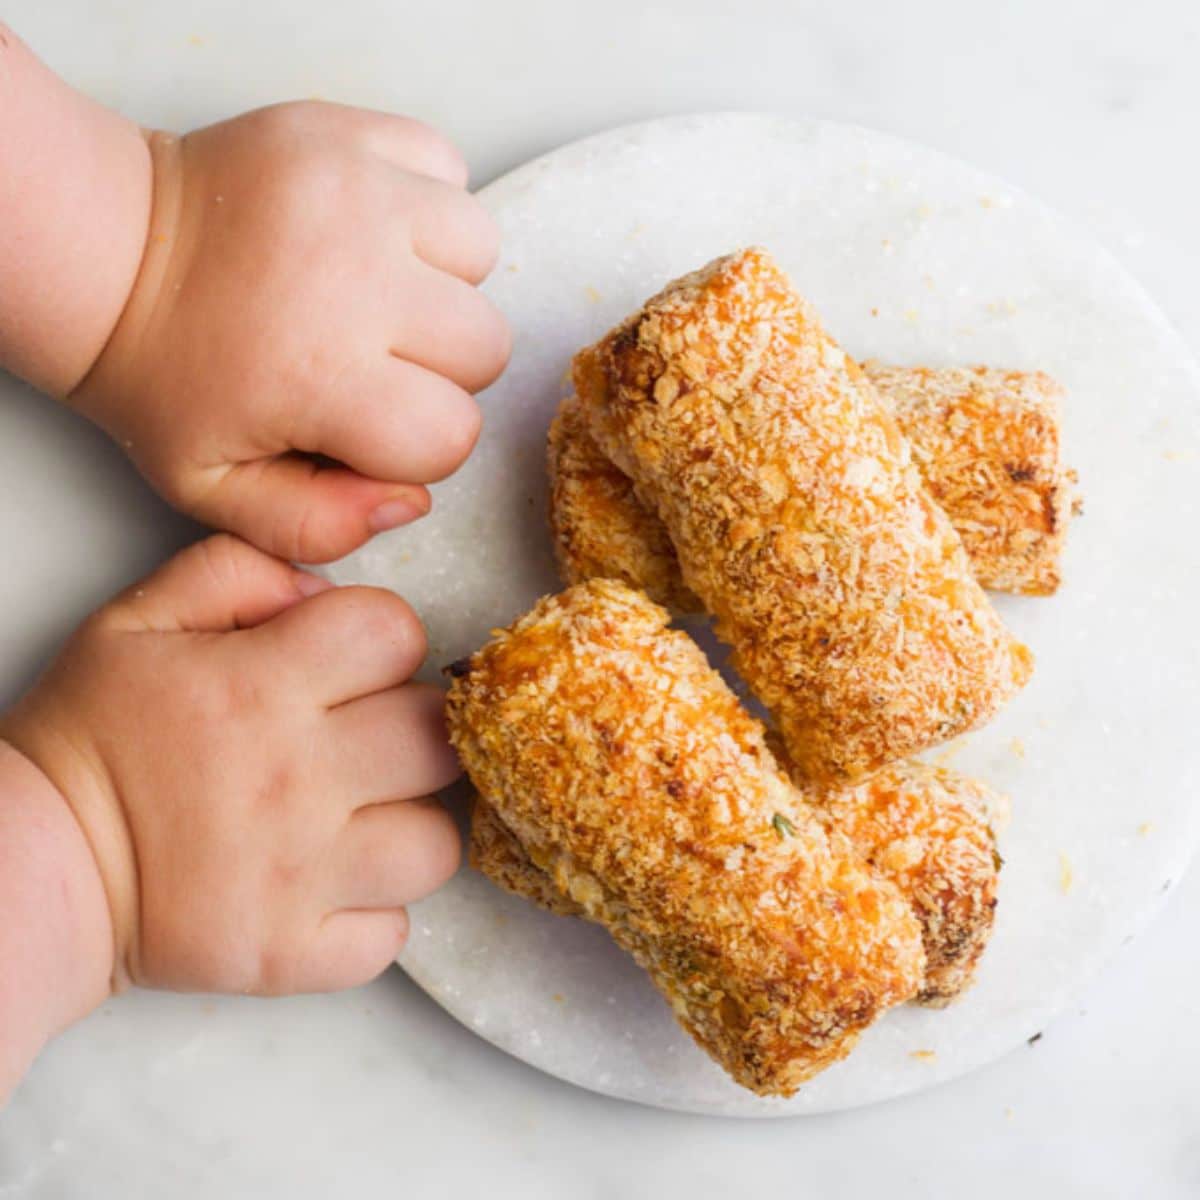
[
  {"xmin": 0, "ymin": 740, "xmax": 113, "ymax": 1098},
  {"xmin": 0, "ymin": 24, "xmax": 153, "ymax": 398}
]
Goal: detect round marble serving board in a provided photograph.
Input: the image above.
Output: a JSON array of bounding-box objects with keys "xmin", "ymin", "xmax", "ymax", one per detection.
[{"xmin": 324, "ymin": 114, "xmax": 1200, "ymax": 1116}]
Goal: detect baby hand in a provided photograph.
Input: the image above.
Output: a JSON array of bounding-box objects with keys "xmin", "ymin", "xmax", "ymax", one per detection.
[
  {"xmin": 72, "ymin": 102, "xmax": 510, "ymax": 563},
  {"xmin": 0, "ymin": 535, "xmax": 461, "ymax": 993}
]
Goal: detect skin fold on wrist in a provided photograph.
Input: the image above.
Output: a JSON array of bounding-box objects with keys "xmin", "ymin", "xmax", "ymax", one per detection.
[
  {"xmin": 69, "ymin": 129, "xmax": 188, "ymax": 432},
  {"xmin": 0, "ymin": 23, "xmax": 154, "ymax": 397}
]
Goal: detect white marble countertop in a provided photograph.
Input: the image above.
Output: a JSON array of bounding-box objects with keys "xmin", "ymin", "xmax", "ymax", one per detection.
[{"xmin": 2, "ymin": 1, "xmax": 1199, "ymax": 1195}]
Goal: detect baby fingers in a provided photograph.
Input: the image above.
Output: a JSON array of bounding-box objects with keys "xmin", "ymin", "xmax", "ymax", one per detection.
[
  {"xmin": 325, "ymin": 683, "xmax": 462, "ymax": 802},
  {"xmin": 329, "ymin": 796, "xmax": 461, "ymax": 911}
]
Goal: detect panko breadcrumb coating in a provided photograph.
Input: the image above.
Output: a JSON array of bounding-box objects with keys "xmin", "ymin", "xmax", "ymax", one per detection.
[
  {"xmin": 862, "ymin": 364, "xmax": 1078, "ymax": 596},
  {"xmin": 469, "ymin": 797, "xmax": 582, "ymax": 917},
  {"xmin": 810, "ymin": 762, "xmax": 1000, "ymax": 1006},
  {"xmin": 547, "ymin": 395, "xmax": 700, "ymax": 613},
  {"xmin": 549, "ymin": 365, "xmax": 1077, "ymax": 606},
  {"xmin": 573, "ymin": 247, "xmax": 1032, "ymax": 782},
  {"xmin": 447, "ymin": 580, "xmax": 925, "ymax": 1096},
  {"xmin": 471, "ymin": 756, "xmax": 1001, "ymax": 1006}
]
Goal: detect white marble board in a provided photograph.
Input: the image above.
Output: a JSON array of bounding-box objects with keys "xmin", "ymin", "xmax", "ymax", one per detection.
[{"xmin": 326, "ymin": 114, "xmax": 1200, "ymax": 1116}]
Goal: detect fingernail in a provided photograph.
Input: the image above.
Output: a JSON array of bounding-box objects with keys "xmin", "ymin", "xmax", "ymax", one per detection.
[
  {"xmin": 295, "ymin": 571, "xmax": 334, "ymax": 597},
  {"xmin": 369, "ymin": 496, "xmax": 428, "ymax": 533}
]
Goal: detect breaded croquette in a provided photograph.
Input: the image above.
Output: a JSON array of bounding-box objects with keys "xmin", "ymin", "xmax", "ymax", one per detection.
[
  {"xmin": 573, "ymin": 247, "xmax": 1032, "ymax": 782},
  {"xmin": 547, "ymin": 394, "xmax": 700, "ymax": 613},
  {"xmin": 549, "ymin": 366, "xmax": 1076, "ymax": 605},
  {"xmin": 810, "ymin": 761, "xmax": 1001, "ymax": 1005},
  {"xmin": 862, "ymin": 363, "xmax": 1078, "ymax": 596},
  {"xmin": 446, "ymin": 580, "xmax": 925, "ymax": 1096},
  {"xmin": 470, "ymin": 757, "xmax": 1002, "ymax": 1007}
]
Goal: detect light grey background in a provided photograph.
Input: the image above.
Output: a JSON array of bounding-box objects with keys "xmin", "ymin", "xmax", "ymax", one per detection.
[{"xmin": 1, "ymin": 1, "xmax": 1198, "ymax": 1196}]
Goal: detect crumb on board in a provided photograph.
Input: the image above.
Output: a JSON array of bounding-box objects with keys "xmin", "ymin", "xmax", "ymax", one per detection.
[
  {"xmin": 903, "ymin": 308, "xmax": 919, "ymax": 324},
  {"xmin": 1137, "ymin": 821, "xmax": 1154, "ymax": 836},
  {"xmin": 870, "ymin": 307, "xmax": 880, "ymax": 317},
  {"xmin": 881, "ymin": 238, "xmax": 895, "ymax": 256},
  {"xmin": 910, "ymin": 1049, "xmax": 937, "ymax": 1062},
  {"xmin": 186, "ymin": 33, "xmax": 205, "ymax": 46},
  {"xmin": 551, "ymin": 993, "xmax": 565, "ymax": 1005},
  {"xmin": 985, "ymin": 789, "xmax": 1012, "ymax": 833},
  {"xmin": 585, "ymin": 286, "xmax": 603, "ymax": 303},
  {"xmin": 1008, "ymin": 736, "xmax": 1026, "ymax": 760},
  {"xmin": 1058, "ymin": 853, "xmax": 1074, "ymax": 894},
  {"xmin": 987, "ymin": 298, "xmax": 1019, "ymax": 316},
  {"xmin": 930, "ymin": 737, "xmax": 966, "ymax": 768},
  {"xmin": 1163, "ymin": 449, "xmax": 1196, "ymax": 462},
  {"xmin": 506, "ymin": 263, "xmax": 520, "ymax": 273}
]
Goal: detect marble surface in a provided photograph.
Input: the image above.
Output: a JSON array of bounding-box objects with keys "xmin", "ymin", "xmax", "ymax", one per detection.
[
  {"xmin": 3, "ymin": 0, "xmax": 1200, "ymax": 1193},
  {"xmin": 327, "ymin": 112, "xmax": 1200, "ymax": 1116}
]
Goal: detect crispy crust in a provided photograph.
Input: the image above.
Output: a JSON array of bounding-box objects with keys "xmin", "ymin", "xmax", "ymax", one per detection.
[
  {"xmin": 573, "ymin": 247, "xmax": 1032, "ymax": 782},
  {"xmin": 548, "ymin": 364, "xmax": 1077, "ymax": 606},
  {"xmin": 862, "ymin": 364, "xmax": 1078, "ymax": 596},
  {"xmin": 471, "ymin": 756, "xmax": 1000, "ymax": 1006},
  {"xmin": 469, "ymin": 797, "xmax": 583, "ymax": 917},
  {"xmin": 811, "ymin": 762, "xmax": 1000, "ymax": 1005},
  {"xmin": 447, "ymin": 580, "xmax": 925, "ymax": 1096},
  {"xmin": 547, "ymin": 396, "xmax": 700, "ymax": 613}
]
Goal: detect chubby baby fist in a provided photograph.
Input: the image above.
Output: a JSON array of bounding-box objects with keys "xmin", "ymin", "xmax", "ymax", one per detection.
[
  {"xmin": 72, "ymin": 102, "xmax": 510, "ymax": 563},
  {"xmin": 0, "ymin": 535, "xmax": 462, "ymax": 994}
]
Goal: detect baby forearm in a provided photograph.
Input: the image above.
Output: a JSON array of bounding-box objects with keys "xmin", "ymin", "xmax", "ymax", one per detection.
[
  {"xmin": 0, "ymin": 22, "xmax": 152, "ymax": 396},
  {"xmin": 0, "ymin": 741, "xmax": 112, "ymax": 1103}
]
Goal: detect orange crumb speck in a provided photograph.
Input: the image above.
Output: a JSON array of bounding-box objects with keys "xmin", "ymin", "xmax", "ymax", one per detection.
[{"xmin": 1058, "ymin": 853, "xmax": 1074, "ymax": 894}]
